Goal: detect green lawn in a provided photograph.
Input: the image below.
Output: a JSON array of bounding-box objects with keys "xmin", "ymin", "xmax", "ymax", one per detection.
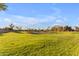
[{"xmin": 0, "ymin": 32, "xmax": 79, "ymax": 56}]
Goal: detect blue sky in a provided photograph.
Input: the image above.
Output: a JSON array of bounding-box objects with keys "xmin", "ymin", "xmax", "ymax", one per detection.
[{"xmin": 0, "ymin": 3, "xmax": 79, "ymax": 29}]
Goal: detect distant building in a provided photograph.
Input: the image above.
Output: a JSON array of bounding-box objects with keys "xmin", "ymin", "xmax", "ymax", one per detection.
[{"xmin": 0, "ymin": 29, "xmax": 9, "ymax": 33}]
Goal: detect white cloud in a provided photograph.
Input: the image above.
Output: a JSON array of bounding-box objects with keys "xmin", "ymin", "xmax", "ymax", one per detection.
[
  {"xmin": 2, "ymin": 14, "xmax": 67, "ymax": 28},
  {"xmin": 4, "ymin": 18, "xmax": 12, "ymax": 23},
  {"xmin": 13, "ymin": 15, "xmax": 56, "ymax": 25},
  {"xmin": 25, "ymin": 18, "xmax": 39, "ymax": 25},
  {"xmin": 56, "ymin": 19, "xmax": 63, "ymax": 23},
  {"xmin": 9, "ymin": 14, "xmax": 67, "ymax": 27}
]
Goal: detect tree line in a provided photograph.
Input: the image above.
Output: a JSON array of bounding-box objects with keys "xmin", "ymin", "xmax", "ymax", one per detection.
[{"xmin": 0, "ymin": 24, "xmax": 79, "ymax": 34}]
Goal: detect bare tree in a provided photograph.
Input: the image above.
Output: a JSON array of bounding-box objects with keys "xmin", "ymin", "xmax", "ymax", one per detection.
[{"xmin": 9, "ymin": 24, "xmax": 14, "ymax": 31}]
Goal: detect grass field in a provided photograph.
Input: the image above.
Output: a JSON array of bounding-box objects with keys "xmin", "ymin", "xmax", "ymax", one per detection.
[{"xmin": 0, "ymin": 32, "xmax": 79, "ymax": 56}]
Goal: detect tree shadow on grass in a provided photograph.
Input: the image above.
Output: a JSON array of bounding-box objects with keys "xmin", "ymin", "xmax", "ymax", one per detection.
[
  {"xmin": 0, "ymin": 33, "xmax": 4, "ymax": 36},
  {"xmin": 13, "ymin": 31, "xmax": 23, "ymax": 34}
]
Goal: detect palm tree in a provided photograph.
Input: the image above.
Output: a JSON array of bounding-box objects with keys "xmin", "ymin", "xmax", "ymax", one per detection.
[{"xmin": 0, "ymin": 3, "xmax": 7, "ymax": 11}]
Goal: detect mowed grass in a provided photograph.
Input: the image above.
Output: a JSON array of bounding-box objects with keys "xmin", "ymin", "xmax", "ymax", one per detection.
[{"xmin": 0, "ymin": 32, "xmax": 79, "ymax": 56}]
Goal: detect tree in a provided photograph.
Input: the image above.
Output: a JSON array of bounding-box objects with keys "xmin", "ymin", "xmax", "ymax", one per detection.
[
  {"xmin": 9, "ymin": 24, "xmax": 14, "ymax": 31},
  {"xmin": 0, "ymin": 3, "xmax": 7, "ymax": 11},
  {"xmin": 16, "ymin": 26, "xmax": 22, "ymax": 30},
  {"xmin": 75, "ymin": 26, "xmax": 79, "ymax": 31},
  {"xmin": 51, "ymin": 25, "xmax": 64, "ymax": 32},
  {"xmin": 64, "ymin": 25, "xmax": 72, "ymax": 31}
]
